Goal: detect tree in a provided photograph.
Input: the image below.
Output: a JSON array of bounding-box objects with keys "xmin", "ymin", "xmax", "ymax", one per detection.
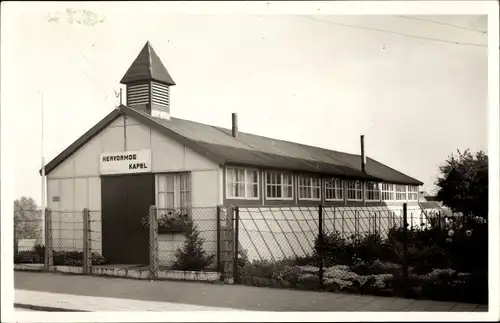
[
  {"xmin": 435, "ymin": 149, "xmax": 488, "ymax": 219},
  {"xmin": 14, "ymin": 197, "xmax": 42, "ymax": 239},
  {"xmin": 172, "ymin": 225, "xmax": 215, "ymax": 271}
]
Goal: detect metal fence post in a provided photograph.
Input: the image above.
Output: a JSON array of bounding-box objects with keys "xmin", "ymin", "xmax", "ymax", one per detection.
[
  {"xmin": 233, "ymin": 206, "xmax": 240, "ymax": 284},
  {"xmin": 44, "ymin": 208, "xmax": 53, "ymax": 271},
  {"xmin": 332, "ymin": 206, "xmax": 336, "ymax": 232},
  {"xmin": 402, "ymin": 203, "xmax": 409, "ymax": 296},
  {"xmin": 82, "ymin": 208, "xmax": 91, "ymax": 274},
  {"xmin": 355, "ymin": 210, "xmax": 359, "ymax": 237},
  {"xmin": 14, "ymin": 216, "xmax": 19, "ymax": 261},
  {"xmin": 318, "ymin": 204, "xmax": 324, "ymax": 290},
  {"xmin": 149, "ymin": 205, "xmax": 159, "ymax": 279},
  {"xmin": 216, "ymin": 205, "xmax": 222, "ymax": 274},
  {"xmin": 341, "ymin": 211, "xmax": 345, "ymax": 239}
]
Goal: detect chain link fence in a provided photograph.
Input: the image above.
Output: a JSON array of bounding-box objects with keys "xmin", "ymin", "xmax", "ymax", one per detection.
[
  {"xmin": 13, "ymin": 203, "xmax": 487, "ymax": 303},
  {"xmin": 230, "ymin": 204, "xmax": 487, "ymax": 304},
  {"xmin": 14, "ymin": 208, "xmax": 45, "ymax": 264},
  {"xmin": 14, "ymin": 208, "xmax": 104, "ymax": 270},
  {"xmin": 151, "ymin": 207, "xmax": 219, "ymax": 272}
]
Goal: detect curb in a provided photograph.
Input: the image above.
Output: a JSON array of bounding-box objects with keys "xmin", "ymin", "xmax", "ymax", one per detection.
[{"xmin": 14, "ymin": 303, "xmax": 89, "ymax": 312}]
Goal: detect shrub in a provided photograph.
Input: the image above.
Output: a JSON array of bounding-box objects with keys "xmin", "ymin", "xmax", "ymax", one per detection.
[
  {"xmin": 172, "ymin": 225, "xmax": 215, "ymax": 271},
  {"xmin": 15, "ymin": 249, "xmax": 107, "ymax": 266}
]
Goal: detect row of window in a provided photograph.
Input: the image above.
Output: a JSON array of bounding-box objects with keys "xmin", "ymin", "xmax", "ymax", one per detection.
[
  {"xmin": 226, "ymin": 167, "xmax": 419, "ymax": 202},
  {"xmin": 154, "ymin": 170, "xmax": 420, "ymax": 210}
]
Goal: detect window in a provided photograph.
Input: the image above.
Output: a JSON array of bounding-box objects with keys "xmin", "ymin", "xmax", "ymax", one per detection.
[
  {"xmin": 381, "ymin": 183, "xmax": 394, "ymax": 201},
  {"xmin": 266, "ymin": 171, "xmax": 293, "ymax": 199},
  {"xmin": 407, "ymin": 185, "xmax": 418, "ymax": 201},
  {"xmin": 365, "ymin": 182, "xmax": 381, "ymax": 201},
  {"xmin": 157, "ymin": 173, "xmax": 191, "ymax": 209},
  {"xmin": 226, "ymin": 167, "xmax": 259, "ymax": 199},
  {"xmin": 325, "ymin": 178, "xmax": 344, "ymax": 201},
  {"xmin": 298, "ymin": 176, "xmax": 321, "ymax": 200},
  {"xmin": 395, "ymin": 184, "xmax": 407, "ymax": 201},
  {"xmin": 347, "ymin": 180, "xmax": 363, "ymax": 201}
]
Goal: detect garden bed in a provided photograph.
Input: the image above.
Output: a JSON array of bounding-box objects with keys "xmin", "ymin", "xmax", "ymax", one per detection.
[
  {"xmin": 14, "ymin": 246, "xmax": 107, "ymax": 266},
  {"xmin": 236, "ymin": 216, "xmax": 488, "ymax": 305},
  {"xmin": 238, "ymin": 260, "xmax": 487, "ymax": 304}
]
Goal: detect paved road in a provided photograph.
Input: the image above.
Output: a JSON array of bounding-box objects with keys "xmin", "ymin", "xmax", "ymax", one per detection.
[{"xmin": 15, "ymin": 271, "xmax": 487, "ymax": 312}]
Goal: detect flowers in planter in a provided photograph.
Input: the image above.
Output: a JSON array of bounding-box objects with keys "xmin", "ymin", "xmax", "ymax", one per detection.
[{"xmin": 142, "ymin": 208, "xmax": 193, "ymax": 233}]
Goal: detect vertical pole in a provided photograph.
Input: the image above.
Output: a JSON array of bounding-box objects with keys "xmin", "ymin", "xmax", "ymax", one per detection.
[
  {"xmin": 332, "ymin": 206, "xmax": 336, "ymax": 232},
  {"xmin": 82, "ymin": 208, "xmax": 91, "ymax": 274},
  {"xmin": 44, "ymin": 208, "xmax": 53, "ymax": 271},
  {"xmin": 355, "ymin": 210, "xmax": 359, "ymax": 237},
  {"xmin": 233, "ymin": 206, "xmax": 240, "ymax": 284},
  {"xmin": 14, "ymin": 216, "xmax": 19, "ymax": 261},
  {"xmin": 40, "ymin": 92, "xmax": 46, "ymax": 247},
  {"xmin": 341, "ymin": 211, "xmax": 345, "ymax": 239},
  {"xmin": 402, "ymin": 203, "xmax": 409, "ymax": 296},
  {"xmin": 368, "ymin": 212, "xmax": 372, "ymax": 235},
  {"xmin": 216, "ymin": 205, "xmax": 222, "ymax": 274},
  {"xmin": 149, "ymin": 205, "xmax": 159, "ymax": 279},
  {"xmin": 318, "ymin": 204, "xmax": 324, "ymax": 290},
  {"xmin": 83, "ymin": 209, "xmax": 88, "ymax": 272}
]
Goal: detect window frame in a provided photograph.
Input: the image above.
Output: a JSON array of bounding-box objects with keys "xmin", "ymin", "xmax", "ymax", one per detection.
[
  {"xmin": 395, "ymin": 184, "xmax": 407, "ymax": 201},
  {"xmin": 346, "ymin": 180, "xmax": 363, "ymax": 202},
  {"xmin": 324, "ymin": 178, "xmax": 344, "ymax": 201},
  {"xmin": 364, "ymin": 182, "xmax": 381, "ymax": 201},
  {"xmin": 407, "ymin": 185, "xmax": 419, "ymax": 201},
  {"xmin": 225, "ymin": 166, "xmax": 260, "ymax": 200},
  {"xmin": 298, "ymin": 175, "xmax": 321, "ymax": 201},
  {"xmin": 381, "ymin": 182, "xmax": 395, "ymax": 201},
  {"xmin": 265, "ymin": 170, "xmax": 294, "ymax": 201},
  {"xmin": 156, "ymin": 172, "xmax": 192, "ymax": 210}
]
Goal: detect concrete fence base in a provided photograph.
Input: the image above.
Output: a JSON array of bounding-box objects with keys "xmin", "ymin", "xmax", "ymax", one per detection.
[{"xmin": 14, "ymin": 264, "xmax": 221, "ymax": 282}]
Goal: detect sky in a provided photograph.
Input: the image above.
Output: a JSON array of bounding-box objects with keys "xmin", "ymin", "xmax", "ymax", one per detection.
[{"xmin": 1, "ymin": 3, "xmax": 490, "ymax": 206}]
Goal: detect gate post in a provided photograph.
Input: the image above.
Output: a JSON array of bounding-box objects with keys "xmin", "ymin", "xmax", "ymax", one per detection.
[
  {"xmin": 14, "ymin": 216, "xmax": 19, "ymax": 262},
  {"xmin": 44, "ymin": 208, "xmax": 53, "ymax": 271},
  {"xmin": 149, "ymin": 205, "xmax": 159, "ymax": 279},
  {"xmin": 233, "ymin": 206, "xmax": 240, "ymax": 284},
  {"xmin": 216, "ymin": 205, "xmax": 222, "ymax": 274},
  {"xmin": 318, "ymin": 204, "xmax": 324, "ymax": 290},
  {"xmin": 82, "ymin": 208, "xmax": 92, "ymax": 274},
  {"xmin": 221, "ymin": 206, "xmax": 234, "ymax": 282}
]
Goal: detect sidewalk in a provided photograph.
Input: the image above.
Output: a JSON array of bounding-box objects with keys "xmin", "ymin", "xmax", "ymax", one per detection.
[
  {"xmin": 14, "ymin": 271, "xmax": 488, "ymax": 312},
  {"xmin": 15, "ymin": 290, "xmax": 243, "ymax": 311}
]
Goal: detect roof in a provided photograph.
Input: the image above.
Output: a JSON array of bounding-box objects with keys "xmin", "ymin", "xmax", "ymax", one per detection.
[
  {"xmin": 120, "ymin": 41, "xmax": 176, "ymax": 86},
  {"xmin": 42, "ymin": 105, "xmax": 423, "ymax": 186},
  {"xmin": 420, "ymin": 201, "xmax": 443, "ymax": 210}
]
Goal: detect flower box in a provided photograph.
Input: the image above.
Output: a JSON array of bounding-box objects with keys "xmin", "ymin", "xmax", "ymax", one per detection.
[
  {"xmin": 142, "ymin": 209, "xmax": 194, "ymax": 234},
  {"xmin": 158, "ymin": 221, "xmax": 193, "ymax": 234}
]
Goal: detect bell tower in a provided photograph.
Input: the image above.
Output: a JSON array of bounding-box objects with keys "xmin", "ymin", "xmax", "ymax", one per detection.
[{"xmin": 120, "ymin": 41, "xmax": 176, "ymax": 120}]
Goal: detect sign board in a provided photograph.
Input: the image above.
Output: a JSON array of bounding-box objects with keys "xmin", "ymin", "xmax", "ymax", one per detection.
[
  {"xmin": 52, "ymin": 196, "xmax": 60, "ymax": 202},
  {"xmin": 100, "ymin": 149, "xmax": 152, "ymax": 175}
]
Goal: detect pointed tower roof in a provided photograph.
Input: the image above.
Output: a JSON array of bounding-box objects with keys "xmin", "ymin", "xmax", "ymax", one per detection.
[{"xmin": 120, "ymin": 41, "xmax": 176, "ymax": 86}]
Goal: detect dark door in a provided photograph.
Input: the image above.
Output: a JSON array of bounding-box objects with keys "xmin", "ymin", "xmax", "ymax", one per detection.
[{"xmin": 101, "ymin": 174, "xmax": 154, "ymax": 264}]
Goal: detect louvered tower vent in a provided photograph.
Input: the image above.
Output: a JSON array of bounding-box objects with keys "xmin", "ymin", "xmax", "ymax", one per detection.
[{"xmin": 120, "ymin": 41, "xmax": 176, "ymax": 120}]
